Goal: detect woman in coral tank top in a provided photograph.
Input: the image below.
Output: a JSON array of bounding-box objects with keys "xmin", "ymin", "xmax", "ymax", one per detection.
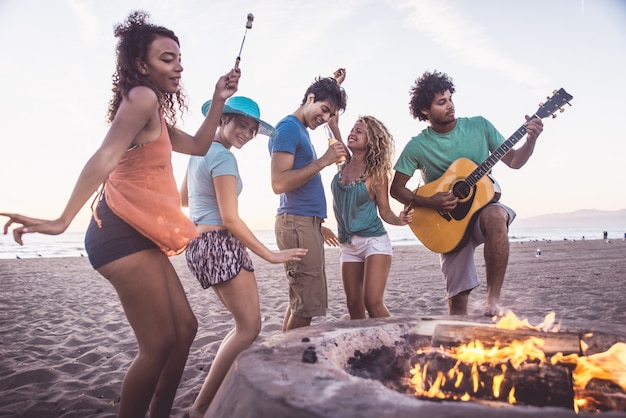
[{"xmin": 1, "ymin": 10, "xmax": 240, "ymax": 418}]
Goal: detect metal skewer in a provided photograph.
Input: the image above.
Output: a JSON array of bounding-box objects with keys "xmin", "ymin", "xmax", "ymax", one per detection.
[{"xmin": 235, "ymin": 13, "xmax": 254, "ymax": 69}]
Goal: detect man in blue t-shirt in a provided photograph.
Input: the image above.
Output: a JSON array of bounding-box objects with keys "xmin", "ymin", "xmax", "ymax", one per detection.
[
  {"xmin": 269, "ymin": 69, "xmax": 348, "ymax": 330},
  {"xmin": 390, "ymin": 71, "xmax": 544, "ymax": 317}
]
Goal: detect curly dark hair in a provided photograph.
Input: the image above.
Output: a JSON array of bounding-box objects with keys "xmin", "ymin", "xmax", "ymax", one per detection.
[
  {"xmin": 106, "ymin": 10, "xmax": 187, "ymax": 127},
  {"xmin": 409, "ymin": 71, "xmax": 455, "ymax": 121},
  {"xmin": 301, "ymin": 76, "xmax": 347, "ymax": 114}
]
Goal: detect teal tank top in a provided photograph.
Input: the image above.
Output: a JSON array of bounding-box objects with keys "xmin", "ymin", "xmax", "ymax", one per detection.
[{"xmin": 331, "ymin": 171, "xmax": 387, "ymax": 244}]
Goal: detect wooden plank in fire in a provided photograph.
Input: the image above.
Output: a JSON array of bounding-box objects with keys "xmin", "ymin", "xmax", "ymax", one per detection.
[
  {"xmin": 576, "ymin": 388, "xmax": 626, "ymax": 413},
  {"xmin": 431, "ymin": 324, "xmax": 582, "ymax": 355},
  {"xmin": 410, "ymin": 318, "xmax": 494, "ymax": 338}
]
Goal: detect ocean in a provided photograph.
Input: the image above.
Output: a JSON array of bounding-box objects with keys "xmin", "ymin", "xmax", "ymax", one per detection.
[{"xmin": 0, "ymin": 225, "xmax": 623, "ymax": 260}]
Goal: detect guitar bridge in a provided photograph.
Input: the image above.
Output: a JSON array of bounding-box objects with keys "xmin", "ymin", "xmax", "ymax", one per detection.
[{"xmin": 438, "ymin": 210, "xmax": 452, "ymax": 221}]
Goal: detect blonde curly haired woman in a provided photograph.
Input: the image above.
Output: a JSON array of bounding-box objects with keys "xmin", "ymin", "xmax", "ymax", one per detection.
[{"xmin": 331, "ymin": 115, "xmax": 413, "ymax": 319}]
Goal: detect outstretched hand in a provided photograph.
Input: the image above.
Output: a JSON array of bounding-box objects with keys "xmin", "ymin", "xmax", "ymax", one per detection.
[
  {"xmin": 268, "ymin": 248, "xmax": 308, "ymax": 264},
  {"xmin": 1, "ymin": 213, "xmax": 66, "ymax": 245},
  {"xmin": 322, "ymin": 226, "xmax": 339, "ymax": 247}
]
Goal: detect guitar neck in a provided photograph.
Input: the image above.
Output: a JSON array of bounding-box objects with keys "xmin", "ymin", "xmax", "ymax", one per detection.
[
  {"xmin": 466, "ymin": 115, "xmax": 536, "ymax": 187},
  {"xmin": 464, "ymin": 87, "xmax": 573, "ymax": 187}
]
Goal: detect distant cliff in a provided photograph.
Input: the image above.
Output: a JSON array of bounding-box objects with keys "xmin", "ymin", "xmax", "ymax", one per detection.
[{"xmin": 515, "ymin": 209, "xmax": 626, "ymax": 228}]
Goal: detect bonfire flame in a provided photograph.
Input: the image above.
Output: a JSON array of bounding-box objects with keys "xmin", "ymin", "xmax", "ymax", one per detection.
[
  {"xmin": 551, "ymin": 342, "xmax": 626, "ymax": 412},
  {"xmin": 496, "ymin": 311, "xmax": 560, "ymax": 332},
  {"xmin": 409, "ymin": 312, "xmax": 626, "ymax": 413},
  {"xmin": 409, "ymin": 337, "xmax": 546, "ymax": 404},
  {"xmin": 452, "ymin": 337, "xmax": 546, "ymax": 368}
]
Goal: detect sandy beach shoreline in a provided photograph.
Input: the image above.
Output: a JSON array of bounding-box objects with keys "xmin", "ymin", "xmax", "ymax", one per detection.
[{"xmin": 1, "ymin": 238, "xmax": 625, "ymax": 417}]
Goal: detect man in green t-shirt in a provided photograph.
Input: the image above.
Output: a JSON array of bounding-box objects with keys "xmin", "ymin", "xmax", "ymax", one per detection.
[{"xmin": 390, "ymin": 71, "xmax": 544, "ymax": 316}]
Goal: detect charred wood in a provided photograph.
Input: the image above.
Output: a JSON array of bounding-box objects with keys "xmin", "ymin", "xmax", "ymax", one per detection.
[
  {"xmin": 411, "ymin": 350, "xmax": 575, "ymax": 410},
  {"xmin": 431, "ymin": 324, "xmax": 581, "ymax": 355}
]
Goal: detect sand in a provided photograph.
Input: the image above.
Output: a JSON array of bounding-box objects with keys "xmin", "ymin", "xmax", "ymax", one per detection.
[{"xmin": 0, "ymin": 238, "xmax": 625, "ymax": 417}]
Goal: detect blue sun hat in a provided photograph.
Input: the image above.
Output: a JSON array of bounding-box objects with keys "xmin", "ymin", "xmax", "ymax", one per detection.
[{"xmin": 202, "ymin": 96, "xmax": 277, "ymax": 138}]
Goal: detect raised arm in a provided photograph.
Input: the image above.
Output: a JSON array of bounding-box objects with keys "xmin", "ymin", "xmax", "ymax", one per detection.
[
  {"xmin": 169, "ymin": 68, "xmax": 240, "ymax": 156},
  {"xmin": 501, "ymin": 116, "xmax": 543, "ymax": 169},
  {"xmin": 329, "ymin": 68, "xmax": 349, "ymax": 157}
]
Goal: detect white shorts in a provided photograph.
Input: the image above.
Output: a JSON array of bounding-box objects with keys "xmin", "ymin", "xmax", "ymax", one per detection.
[{"xmin": 339, "ymin": 234, "xmax": 393, "ymax": 263}]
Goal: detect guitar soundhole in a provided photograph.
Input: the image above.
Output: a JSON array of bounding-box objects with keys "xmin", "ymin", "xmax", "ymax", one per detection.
[{"xmin": 452, "ymin": 180, "xmax": 471, "ymax": 200}]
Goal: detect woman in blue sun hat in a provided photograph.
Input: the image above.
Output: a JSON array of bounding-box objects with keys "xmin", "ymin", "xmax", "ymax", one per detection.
[{"xmin": 180, "ymin": 96, "xmax": 308, "ymax": 417}]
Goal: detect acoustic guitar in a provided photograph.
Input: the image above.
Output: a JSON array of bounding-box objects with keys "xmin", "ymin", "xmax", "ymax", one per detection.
[{"xmin": 409, "ymin": 88, "xmax": 573, "ymax": 253}]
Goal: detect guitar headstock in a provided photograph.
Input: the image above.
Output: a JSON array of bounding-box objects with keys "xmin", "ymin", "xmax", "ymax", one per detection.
[{"xmin": 536, "ymin": 88, "xmax": 573, "ymax": 119}]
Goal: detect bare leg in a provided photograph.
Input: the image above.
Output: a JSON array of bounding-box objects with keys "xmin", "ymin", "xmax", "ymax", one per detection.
[
  {"xmin": 281, "ymin": 274, "xmax": 313, "ymax": 330},
  {"xmin": 362, "ymin": 254, "xmax": 392, "ymax": 318},
  {"xmin": 480, "ymin": 205, "xmax": 510, "ymax": 315},
  {"xmin": 448, "ymin": 290, "xmax": 470, "ymax": 315},
  {"xmin": 282, "ymin": 305, "xmax": 291, "ymax": 331},
  {"xmin": 189, "ymin": 270, "xmax": 261, "ymax": 418},
  {"xmin": 284, "ymin": 312, "xmax": 312, "ymax": 330},
  {"xmin": 98, "ymin": 249, "xmax": 197, "ymax": 418},
  {"xmin": 341, "ymin": 261, "xmax": 366, "ymax": 319},
  {"xmin": 149, "ymin": 259, "xmax": 197, "ymax": 418}
]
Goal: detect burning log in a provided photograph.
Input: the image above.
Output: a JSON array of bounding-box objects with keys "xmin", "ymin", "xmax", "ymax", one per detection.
[
  {"xmin": 575, "ymin": 387, "xmax": 626, "ymax": 412},
  {"xmin": 410, "ymin": 349, "xmax": 575, "ymax": 410},
  {"xmin": 431, "ymin": 324, "xmax": 581, "ymax": 355}
]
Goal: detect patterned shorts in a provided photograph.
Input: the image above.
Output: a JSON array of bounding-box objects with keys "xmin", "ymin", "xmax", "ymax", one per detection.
[{"xmin": 185, "ymin": 229, "xmax": 254, "ymax": 289}]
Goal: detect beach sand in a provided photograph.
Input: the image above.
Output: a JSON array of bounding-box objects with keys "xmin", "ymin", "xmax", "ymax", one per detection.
[{"xmin": 1, "ymin": 238, "xmax": 625, "ymax": 417}]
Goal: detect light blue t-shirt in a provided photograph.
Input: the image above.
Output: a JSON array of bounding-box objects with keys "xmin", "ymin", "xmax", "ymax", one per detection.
[
  {"xmin": 267, "ymin": 115, "xmax": 327, "ymax": 218},
  {"xmin": 187, "ymin": 142, "xmax": 242, "ymax": 225},
  {"xmin": 394, "ymin": 117, "xmax": 505, "ymax": 183}
]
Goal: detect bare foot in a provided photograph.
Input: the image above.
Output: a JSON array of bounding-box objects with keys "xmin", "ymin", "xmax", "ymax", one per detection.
[
  {"xmin": 184, "ymin": 409, "xmax": 204, "ymax": 418},
  {"xmin": 483, "ymin": 304, "xmax": 502, "ymax": 317}
]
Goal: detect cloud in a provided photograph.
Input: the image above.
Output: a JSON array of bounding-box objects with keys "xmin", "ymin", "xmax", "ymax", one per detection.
[{"xmin": 395, "ymin": 0, "xmax": 550, "ymax": 88}]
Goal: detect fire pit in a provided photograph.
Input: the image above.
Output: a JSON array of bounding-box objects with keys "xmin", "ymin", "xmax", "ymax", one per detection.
[{"xmin": 205, "ymin": 316, "xmax": 626, "ymax": 418}]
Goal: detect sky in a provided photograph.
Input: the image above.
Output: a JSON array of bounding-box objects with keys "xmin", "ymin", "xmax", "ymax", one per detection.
[{"xmin": 1, "ymin": 0, "xmax": 625, "ymax": 232}]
